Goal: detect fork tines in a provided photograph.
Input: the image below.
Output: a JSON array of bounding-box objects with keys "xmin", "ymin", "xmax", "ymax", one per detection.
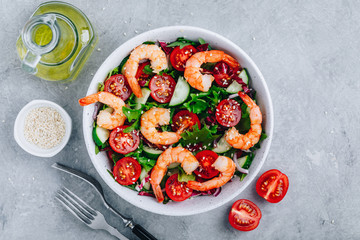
[{"xmin": 55, "ymin": 187, "xmax": 97, "ymax": 225}]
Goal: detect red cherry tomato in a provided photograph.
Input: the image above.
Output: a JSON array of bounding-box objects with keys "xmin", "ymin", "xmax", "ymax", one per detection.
[
  {"xmin": 171, "ymin": 110, "xmax": 201, "ymax": 134},
  {"xmin": 165, "ymin": 174, "xmax": 193, "ymax": 202},
  {"xmin": 194, "ymin": 150, "xmax": 219, "ymax": 179},
  {"xmin": 109, "ymin": 126, "xmax": 140, "ymax": 154},
  {"xmin": 170, "ymin": 46, "xmax": 197, "ymax": 71},
  {"xmin": 216, "ymin": 99, "xmax": 242, "ymax": 127},
  {"xmin": 149, "ymin": 74, "xmax": 176, "ymax": 103},
  {"xmin": 135, "ymin": 61, "xmax": 152, "ymax": 86},
  {"xmin": 213, "ymin": 62, "xmax": 238, "ymax": 87},
  {"xmin": 104, "ymin": 74, "xmax": 132, "ymax": 101},
  {"xmin": 113, "ymin": 157, "xmax": 141, "ymax": 185},
  {"xmin": 229, "ymin": 199, "xmax": 262, "ymax": 231},
  {"xmin": 256, "ymin": 169, "xmax": 289, "ymax": 203}
]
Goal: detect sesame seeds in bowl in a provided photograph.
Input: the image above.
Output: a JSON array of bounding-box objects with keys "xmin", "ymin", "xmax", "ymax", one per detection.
[{"xmin": 14, "ymin": 100, "xmax": 72, "ymax": 157}]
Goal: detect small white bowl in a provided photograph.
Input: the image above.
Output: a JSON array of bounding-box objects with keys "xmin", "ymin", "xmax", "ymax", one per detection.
[
  {"xmin": 83, "ymin": 26, "xmax": 274, "ymax": 216},
  {"xmin": 14, "ymin": 100, "xmax": 72, "ymax": 157}
]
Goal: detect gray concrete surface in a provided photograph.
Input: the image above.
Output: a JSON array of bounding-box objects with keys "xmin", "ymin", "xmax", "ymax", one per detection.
[{"xmin": 1, "ymin": 0, "xmax": 360, "ymax": 239}]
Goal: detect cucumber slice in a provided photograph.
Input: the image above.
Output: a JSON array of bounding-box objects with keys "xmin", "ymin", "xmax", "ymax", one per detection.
[
  {"xmin": 135, "ymin": 88, "xmax": 151, "ymax": 109},
  {"xmin": 237, "ymin": 155, "xmax": 251, "ymax": 169},
  {"xmin": 139, "ymin": 168, "xmax": 148, "ymax": 181},
  {"xmin": 139, "ymin": 168, "xmax": 150, "ymax": 190},
  {"xmin": 168, "ymin": 162, "xmax": 180, "ymax": 169},
  {"xmin": 143, "ymin": 145, "xmax": 163, "ymax": 159},
  {"xmin": 213, "ymin": 134, "xmax": 231, "ymax": 153},
  {"xmin": 226, "ymin": 69, "xmax": 250, "ymax": 93},
  {"xmin": 169, "ymin": 76, "xmax": 190, "ymax": 106},
  {"xmin": 92, "ymin": 125, "xmax": 110, "ymax": 146}
]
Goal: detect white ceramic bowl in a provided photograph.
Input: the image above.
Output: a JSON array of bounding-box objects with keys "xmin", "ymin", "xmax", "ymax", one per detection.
[
  {"xmin": 14, "ymin": 99, "xmax": 72, "ymax": 157},
  {"xmin": 82, "ymin": 26, "xmax": 273, "ymax": 216}
]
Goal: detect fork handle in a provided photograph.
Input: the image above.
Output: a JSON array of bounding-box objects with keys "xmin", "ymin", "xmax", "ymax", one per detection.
[{"xmin": 132, "ymin": 224, "xmax": 157, "ymax": 240}]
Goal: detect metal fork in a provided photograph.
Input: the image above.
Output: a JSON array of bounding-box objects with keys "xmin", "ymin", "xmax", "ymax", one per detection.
[
  {"xmin": 52, "ymin": 163, "xmax": 157, "ymax": 240},
  {"xmin": 55, "ymin": 187, "xmax": 128, "ymax": 240}
]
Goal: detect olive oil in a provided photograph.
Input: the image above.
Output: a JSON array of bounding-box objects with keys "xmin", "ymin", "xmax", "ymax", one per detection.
[{"xmin": 16, "ymin": 1, "xmax": 97, "ymax": 82}]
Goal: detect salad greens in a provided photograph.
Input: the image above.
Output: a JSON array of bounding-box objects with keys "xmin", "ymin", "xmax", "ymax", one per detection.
[{"xmin": 90, "ymin": 36, "xmax": 267, "ymax": 203}]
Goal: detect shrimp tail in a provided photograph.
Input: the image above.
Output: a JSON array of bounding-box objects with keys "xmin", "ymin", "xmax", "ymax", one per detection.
[
  {"xmin": 78, "ymin": 93, "xmax": 99, "ymax": 106},
  {"xmin": 152, "ymin": 183, "xmax": 164, "ymax": 203}
]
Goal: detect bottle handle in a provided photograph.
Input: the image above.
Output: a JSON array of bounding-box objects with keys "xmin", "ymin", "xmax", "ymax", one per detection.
[
  {"xmin": 20, "ymin": 14, "xmax": 59, "ymax": 74},
  {"xmin": 21, "ymin": 50, "xmax": 41, "ymax": 74}
]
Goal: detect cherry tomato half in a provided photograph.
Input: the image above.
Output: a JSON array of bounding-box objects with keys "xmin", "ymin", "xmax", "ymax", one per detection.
[
  {"xmin": 109, "ymin": 126, "xmax": 140, "ymax": 154},
  {"xmin": 213, "ymin": 62, "xmax": 238, "ymax": 87},
  {"xmin": 170, "ymin": 45, "xmax": 197, "ymax": 71},
  {"xmin": 165, "ymin": 174, "xmax": 193, "ymax": 202},
  {"xmin": 194, "ymin": 150, "xmax": 219, "ymax": 179},
  {"xmin": 172, "ymin": 110, "xmax": 201, "ymax": 134},
  {"xmin": 135, "ymin": 61, "xmax": 152, "ymax": 86},
  {"xmin": 216, "ymin": 99, "xmax": 242, "ymax": 127},
  {"xmin": 256, "ymin": 169, "xmax": 289, "ymax": 203},
  {"xmin": 149, "ymin": 74, "xmax": 176, "ymax": 103},
  {"xmin": 113, "ymin": 157, "xmax": 141, "ymax": 185},
  {"xmin": 104, "ymin": 74, "xmax": 132, "ymax": 101},
  {"xmin": 229, "ymin": 199, "xmax": 262, "ymax": 231}
]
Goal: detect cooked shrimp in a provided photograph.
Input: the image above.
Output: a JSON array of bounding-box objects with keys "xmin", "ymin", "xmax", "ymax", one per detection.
[
  {"xmin": 225, "ymin": 91, "xmax": 262, "ymax": 150},
  {"xmin": 140, "ymin": 108, "xmax": 181, "ymax": 145},
  {"xmin": 79, "ymin": 91, "xmax": 126, "ymax": 130},
  {"xmin": 187, "ymin": 156, "xmax": 235, "ymax": 191},
  {"xmin": 150, "ymin": 147, "xmax": 199, "ymax": 202},
  {"xmin": 124, "ymin": 44, "xmax": 168, "ymax": 98},
  {"xmin": 184, "ymin": 50, "xmax": 239, "ymax": 92}
]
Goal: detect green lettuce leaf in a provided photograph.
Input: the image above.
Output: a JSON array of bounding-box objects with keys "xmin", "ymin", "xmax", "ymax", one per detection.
[{"xmin": 180, "ymin": 125, "xmax": 221, "ymax": 147}]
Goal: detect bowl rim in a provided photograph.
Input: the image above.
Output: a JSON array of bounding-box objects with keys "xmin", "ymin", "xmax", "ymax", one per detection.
[
  {"xmin": 14, "ymin": 99, "xmax": 72, "ymax": 157},
  {"xmin": 82, "ymin": 25, "xmax": 274, "ymax": 216}
]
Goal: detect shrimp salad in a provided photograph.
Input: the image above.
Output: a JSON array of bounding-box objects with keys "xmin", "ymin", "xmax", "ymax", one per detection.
[{"xmin": 79, "ymin": 37, "xmax": 267, "ymax": 203}]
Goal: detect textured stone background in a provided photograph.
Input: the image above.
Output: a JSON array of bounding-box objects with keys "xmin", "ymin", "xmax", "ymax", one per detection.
[{"xmin": 1, "ymin": 0, "xmax": 359, "ymax": 239}]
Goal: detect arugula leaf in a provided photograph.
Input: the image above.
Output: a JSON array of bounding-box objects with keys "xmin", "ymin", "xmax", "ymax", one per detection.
[
  {"xmin": 236, "ymin": 104, "xmax": 251, "ymax": 133},
  {"xmin": 98, "ymin": 82, "xmax": 105, "ymax": 91},
  {"xmin": 160, "ymin": 125, "xmax": 171, "ymax": 132},
  {"xmin": 180, "ymin": 125, "xmax": 221, "ymax": 147},
  {"xmin": 140, "ymin": 102, "xmax": 169, "ymax": 111},
  {"xmin": 122, "ymin": 106, "xmax": 142, "ymax": 122},
  {"xmin": 137, "ymin": 157, "xmax": 156, "ymax": 172},
  {"xmin": 250, "ymin": 132, "xmax": 267, "ymax": 151},
  {"xmin": 166, "ymin": 41, "xmax": 191, "ymax": 49},
  {"xmin": 127, "ymin": 93, "xmax": 137, "ymax": 108},
  {"xmin": 111, "ymin": 152, "xmax": 122, "ymax": 165},
  {"xmin": 106, "ymin": 66, "xmax": 119, "ymax": 79},
  {"xmin": 198, "ymin": 38, "xmax": 206, "ymax": 45},
  {"xmin": 182, "ymin": 85, "xmax": 228, "ymax": 115},
  {"xmin": 159, "ymin": 68, "xmax": 181, "ymax": 79},
  {"xmin": 183, "ymin": 98, "xmax": 208, "ymax": 114},
  {"xmin": 124, "ymin": 184, "xmax": 138, "ymax": 191},
  {"xmin": 143, "ymin": 41, "xmax": 155, "ymax": 45},
  {"xmin": 122, "ymin": 106, "xmax": 142, "ymax": 133},
  {"xmin": 143, "ymin": 65, "xmax": 153, "ymax": 75},
  {"xmin": 201, "ymin": 62, "xmax": 216, "ymax": 71},
  {"xmin": 107, "ymin": 169, "xmax": 115, "ymax": 180},
  {"xmin": 123, "ymin": 118, "xmax": 140, "ymax": 133},
  {"xmin": 182, "ymin": 92, "xmax": 210, "ymax": 114},
  {"xmin": 167, "ymin": 37, "xmax": 197, "ymax": 49},
  {"xmin": 95, "ymin": 145, "xmax": 100, "ymax": 155}
]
